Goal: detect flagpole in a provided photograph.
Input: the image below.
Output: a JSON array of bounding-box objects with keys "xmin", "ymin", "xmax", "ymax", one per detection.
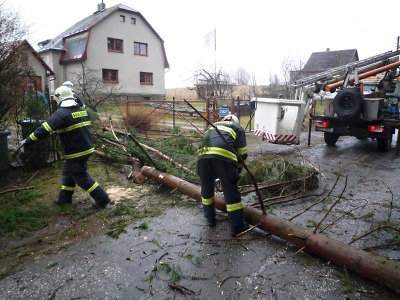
[{"xmin": 214, "ymin": 28, "xmax": 217, "ymax": 81}]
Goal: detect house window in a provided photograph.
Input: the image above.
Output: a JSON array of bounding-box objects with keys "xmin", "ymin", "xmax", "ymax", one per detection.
[
  {"xmin": 102, "ymin": 69, "xmax": 118, "ymax": 83},
  {"xmin": 140, "ymin": 72, "xmax": 153, "ymax": 85},
  {"xmin": 120, "ymin": 15, "xmax": 125, "ymax": 22},
  {"xmin": 62, "ymin": 32, "xmax": 89, "ymax": 61},
  {"xmin": 131, "ymin": 17, "xmax": 136, "ymax": 24},
  {"xmin": 134, "ymin": 42, "xmax": 148, "ymax": 56},
  {"xmin": 108, "ymin": 38, "xmax": 123, "ymax": 52}
]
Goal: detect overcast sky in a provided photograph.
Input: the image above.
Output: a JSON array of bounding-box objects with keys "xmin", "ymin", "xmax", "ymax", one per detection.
[{"xmin": 6, "ymin": 0, "xmax": 400, "ymax": 88}]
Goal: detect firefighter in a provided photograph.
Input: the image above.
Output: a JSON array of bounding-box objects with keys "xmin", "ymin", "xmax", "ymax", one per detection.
[
  {"xmin": 197, "ymin": 114, "xmax": 248, "ymax": 237},
  {"xmin": 62, "ymin": 81, "xmax": 85, "ymax": 108},
  {"xmin": 20, "ymin": 86, "xmax": 110, "ymax": 209}
]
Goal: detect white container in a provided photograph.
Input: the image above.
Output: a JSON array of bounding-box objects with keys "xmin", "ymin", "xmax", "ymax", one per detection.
[
  {"xmin": 363, "ymin": 98, "xmax": 384, "ymax": 120},
  {"xmin": 253, "ymin": 98, "xmax": 306, "ymax": 144}
]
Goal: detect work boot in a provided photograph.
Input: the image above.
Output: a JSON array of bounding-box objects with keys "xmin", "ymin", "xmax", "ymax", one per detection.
[
  {"xmin": 228, "ymin": 208, "xmax": 248, "ymax": 237},
  {"xmin": 203, "ymin": 203, "xmax": 216, "ymax": 227},
  {"xmin": 91, "ymin": 199, "xmax": 110, "ymax": 209},
  {"xmin": 90, "ymin": 186, "xmax": 110, "ymax": 209},
  {"xmin": 207, "ymin": 217, "xmax": 217, "ymax": 227},
  {"xmin": 53, "ymin": 190, "xmax": 73, "ymax": 205},
  {"xmin": 230, "ymin": 222, "xmax": 249, "ymax": 237},
  {"xmin": 53, "ymin": 198, "xmax": 72, "ymax": 205}
]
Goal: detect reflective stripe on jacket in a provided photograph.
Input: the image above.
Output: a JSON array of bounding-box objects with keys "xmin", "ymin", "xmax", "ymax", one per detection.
[
  {"xmin": 25, "ymin": 106, "xmax": 94, "ymax": 160},
  {"xmin": 197, "ymin": 120, "xmax": 247, "ymax": 164}
]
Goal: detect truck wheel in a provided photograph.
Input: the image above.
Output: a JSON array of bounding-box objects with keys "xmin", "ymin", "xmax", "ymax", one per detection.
[
  {"xmin": 377, "ymin": 132, "xmax": 393, "ymax": 152},
  {"xmin": 333, "ymin": 89, "xmax": 363, "ymax": 120},
  {"xmin": 324, "ymin": 132, "xmax": 339, "ymax": 146}
]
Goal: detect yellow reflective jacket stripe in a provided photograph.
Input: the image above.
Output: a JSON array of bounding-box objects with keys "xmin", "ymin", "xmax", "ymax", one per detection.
[
  {"xmin": 57, "ymin": 121, "xmax": 91, "ymax": 133},
  {"xmin": 197, "ymin": 146, "xmax": 237, "ymax": 161},
  {"xmin": 212, "ymin": 125, "xmax": 237, "ymax": 140},
  {"xmin": 226, "ymin": 202, "xmax": 243, "ymax": 212},
  {"xmin": 64, "ymin": 147, "xmax": 94, "ymax": 160},
  {"xmin": 29, "ymin": 132, "xmax": 38, "ymax": 141},
  {"xmin": 202, "ymin": 196, "xmax": 215, "ymax": 206},
  {"xmin": 238, "ymin": 146, "xmax": 247, "ymax": 155},
  {"xmin": 42, "ymin": 122, "xmax": 53, "ymax": 133}
]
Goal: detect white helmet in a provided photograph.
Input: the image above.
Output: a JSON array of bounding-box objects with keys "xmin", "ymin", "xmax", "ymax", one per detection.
[
  {"xmin": 54, "ymin": 86, "xmax": 74, "ymax": 104},
  {"xmin": 222, "ymin": 114, "xmax": 239, "ymax": 124},
  {"xmin": 62, "ymin": 81, "xmax": 74, "ymax": 89}
]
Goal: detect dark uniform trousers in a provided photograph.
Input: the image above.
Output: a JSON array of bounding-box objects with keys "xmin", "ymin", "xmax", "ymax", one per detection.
[
  {"xmin": 58, "ymin": 156, "xmax": 109, "ymax": 205},
  {"xmin": 197, "ymin": 158, "xmax": 245, "ymax": 232}
]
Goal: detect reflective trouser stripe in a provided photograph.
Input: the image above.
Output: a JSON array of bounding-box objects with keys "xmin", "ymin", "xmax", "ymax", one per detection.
[
  {"xmin": 87, "ymin": 182, "xmax": 98, "ymax": 193},
  {"xmin": 226, "ymin": 202, "xmax": 243, "ymax": 212},
  {"xmin": 202, "ymin": 196, "xmax": 214, "ymax": 206},
  {"xmin": 61, "ymin": 185, "xmax": 75, "ymax": 191}
]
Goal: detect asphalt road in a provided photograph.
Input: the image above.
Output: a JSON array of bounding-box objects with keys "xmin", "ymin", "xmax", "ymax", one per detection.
[{"xmin": 1, "ymin": 130, "xmax": 400, "ymax": 299}]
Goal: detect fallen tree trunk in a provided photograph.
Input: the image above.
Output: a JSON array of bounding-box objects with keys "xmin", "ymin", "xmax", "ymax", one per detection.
[{"xmin": 140, "ymin": 166, "xmax": 400, "ymax": 294}]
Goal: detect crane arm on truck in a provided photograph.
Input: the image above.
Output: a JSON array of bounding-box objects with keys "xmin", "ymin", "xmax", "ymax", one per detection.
[
  {"xmin": 291, "ymin": 49, "xmax": 400, "ymax": 152},
  {"xmin": 292, "ymin": 49, "xmax": 400, "ymax": 93}
]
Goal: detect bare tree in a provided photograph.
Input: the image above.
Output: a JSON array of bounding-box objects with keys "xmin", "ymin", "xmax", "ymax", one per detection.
[
  {"xmin": 233, "ymin": 67, "xmax": 250, "ymax": 85},
  {"xmin": 72, "ymin": 63, "xmax": 121, "ymax": 111},
  {"xmin": 193, "ymin": 66, "xmax": 235, "ymax": 100},
  {"xmin": 268, "ymin": 73, "xmax": 282, "ymax": 98},
  {"xmin": 239, "ymin": 73, "xmax": 260, "ymax": 100},
  {"xmin": 281, "ymin": 56, "xmax": 305, "ymax": 98},
  {"xmin": 0, "ymin": 1, "xmax": 28, "ymax": 127}
]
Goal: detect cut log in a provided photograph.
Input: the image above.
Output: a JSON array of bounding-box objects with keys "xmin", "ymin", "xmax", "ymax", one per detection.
[{"xmin": 140, "ymin": 166, "xmax": 400, "ymax": 294}]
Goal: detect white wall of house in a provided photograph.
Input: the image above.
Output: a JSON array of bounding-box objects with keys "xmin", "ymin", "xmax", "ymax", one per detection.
[
  {"xmin": 85, "ymin": 10, "xmax": 166, "ymax": 97},
  {"xmin": 39, "ymin": 50, "xmax": 62, "ymax": 93},
  {"xmin": 38, "ymin": 9, "xmax": 167, "ymax": 99}
]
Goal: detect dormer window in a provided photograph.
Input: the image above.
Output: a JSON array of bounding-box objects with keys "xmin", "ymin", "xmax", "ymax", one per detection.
[{"xmin": 61, "ymin": 32, "xmax": 89, "ymax": 62}]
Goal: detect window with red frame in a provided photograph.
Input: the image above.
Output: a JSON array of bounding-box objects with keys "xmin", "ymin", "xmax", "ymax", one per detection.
[
  {"xmin": 108, "ymin": 38, "xmax": 123, "ymax": 52},
  {"xmin": 102, "ymin": 69, "xmax": 118, "ymax": 83},
  {"xmin": 140, "ymin": 72, "xmax": 153, "ymax": 85}
]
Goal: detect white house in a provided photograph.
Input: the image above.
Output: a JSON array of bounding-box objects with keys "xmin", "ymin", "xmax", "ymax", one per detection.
[{"xmin": 37, "ymin": 2, "xmax": 169, "ymax": 100}]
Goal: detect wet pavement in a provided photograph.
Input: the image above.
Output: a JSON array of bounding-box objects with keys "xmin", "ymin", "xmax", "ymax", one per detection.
[{"xmin": 1, "ymin": 131, "xmax": 400, "ymax": 299}]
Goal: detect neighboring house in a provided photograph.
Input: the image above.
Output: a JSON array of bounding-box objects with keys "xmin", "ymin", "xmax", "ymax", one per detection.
[
  {"xmin": 15, "ymin": 40, "xmax": 55, "ymax": 94},
  {"xmin": 37, "ymin": 2, "xmax": 169, "ymax": 100},
  {"xmin": 292, "ymin": 48, "xmax": 359, "ymax": 83}
]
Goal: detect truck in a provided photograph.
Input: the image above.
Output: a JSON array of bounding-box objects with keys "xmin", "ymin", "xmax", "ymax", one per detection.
[{"xmin": 292, "ymin": 50, "xmax": 400, "ymax": 151}]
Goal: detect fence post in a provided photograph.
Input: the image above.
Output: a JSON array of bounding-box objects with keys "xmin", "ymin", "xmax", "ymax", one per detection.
[
  {"xmin": 237, "ymin": 96, "xmax": 240, "ymax": 120},
  {"xmin": 172, "ymin": 97, "xmax": 175, "ymax": 128}
]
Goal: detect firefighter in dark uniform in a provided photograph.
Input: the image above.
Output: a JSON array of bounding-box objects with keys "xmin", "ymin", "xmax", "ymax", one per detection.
[
  {"xmin": 62, "ymin": 81, "xmax": 85, "ymax": 108},
  {"xmin": 20, "ymin": 86, "xmax": 110, "ymax": 209},
  {"xmin": 197, "ymin": 114, "xmax": 248, "ymax": 236}
]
